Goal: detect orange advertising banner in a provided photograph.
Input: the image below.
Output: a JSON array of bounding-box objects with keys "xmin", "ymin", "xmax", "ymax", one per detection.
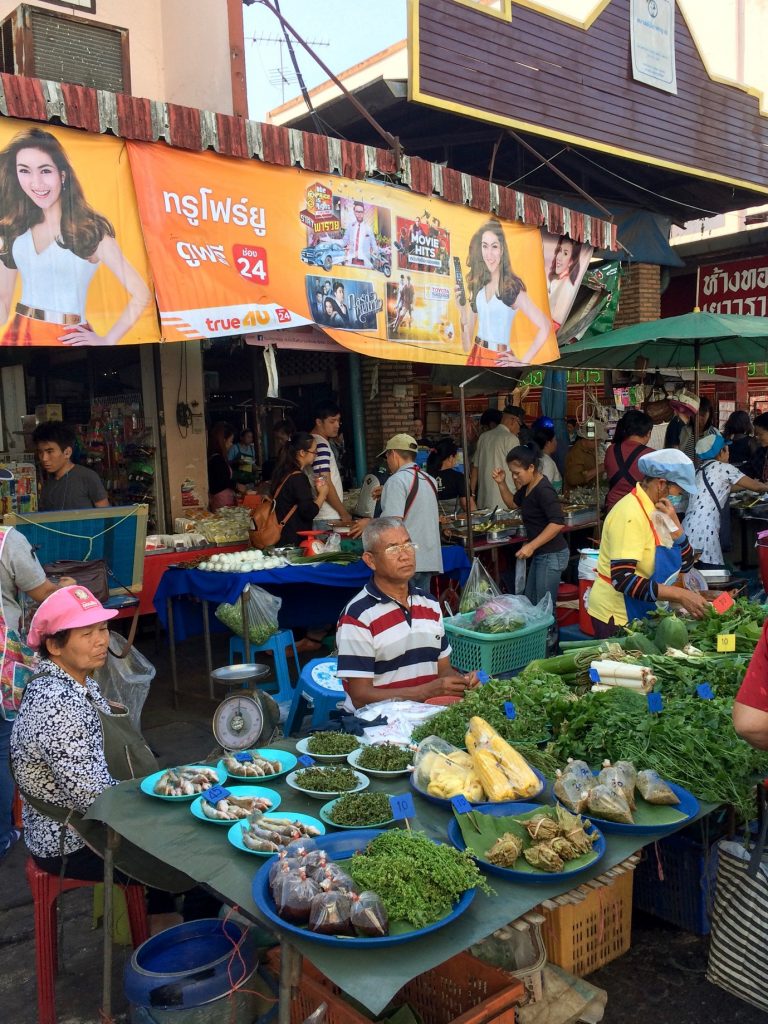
[
  {"xmin": 0, "ymin": 120, "xmax": 159, "ymax": 347},
  {"xmin": 127, "ymin": 142, "xmax": 585, "ymax": 366}
]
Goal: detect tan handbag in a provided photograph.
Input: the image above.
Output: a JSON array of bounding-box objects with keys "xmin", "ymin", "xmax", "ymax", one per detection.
[{"xmin": 248, "ymin": 472, "xmax": 299, "ymax": 549}]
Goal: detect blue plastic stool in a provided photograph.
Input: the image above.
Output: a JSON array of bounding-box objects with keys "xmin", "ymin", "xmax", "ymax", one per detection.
[
  {"xmin": 557, "ymin": 623, "xmax": 593, "ymax": 646},
  {"xmin": 228, "ymin": 629, "xmax": 299, "ymax": 705},
  {"xmin": 283, "ymin": 657, "xmax": 344, "ymax": 736}
]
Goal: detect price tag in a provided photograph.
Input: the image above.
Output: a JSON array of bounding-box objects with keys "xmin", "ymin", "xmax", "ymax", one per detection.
[
  {"xmin": 451, "ymin": 795, "xmax": 473, "ymax": 815},
  {"xmin": 696, "ymin": 683, "xmax": 715, "ymax": 700},
  {"xmin": 389, "ymin": 793, "xmax": 415, "ymax": 821},
  {"xmin": 712, "ymin": 592, "xmax": 734, "ymax": 614},
  {"xmin": 588, "ymin": 667, "xmax": 600, "ymax": 683},
  {"xmin": 297, "ymin": 755, "xmax": 316, "ymax": 767},
  {"xmin": 504, "ymin": 702, "xmax": 517, "ymax": 720},
  {"xmin": 717, "ymin": 634, "xmax": 736, "ymax": 652},
  {"xmin": 203, "ymin": 786, "xmax": 230, "ymax": 805},
  {"xmin": 234, "ymin": 752, "xmax": 254, "ymax": 763},
  {"xmin": 647, "ymin": 693, "xmax": 663, "ymax": 714},
  {"xmin": 477, "ymin": 671, "xmax": 491, "ymax": 685}
]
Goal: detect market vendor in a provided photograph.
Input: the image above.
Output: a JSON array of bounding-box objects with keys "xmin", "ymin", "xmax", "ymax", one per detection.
[
  {"xmin": 564, "ymin": 422, "xmax": 605, "ymax": 497},
  {"xmin": 733, "ymin": 621, "xmax": 768, "ymax": 750},
  {"xmin": 336, "ymin": 518, "xmax": 479, "ymax": 709},
  {"xmin": 588, "ymin": 449, "xmax": 708, "ymax": 638}
]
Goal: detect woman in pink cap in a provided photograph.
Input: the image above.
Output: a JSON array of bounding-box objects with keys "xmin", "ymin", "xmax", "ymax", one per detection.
[{"xmin": 11, "ymin": 586, "xmax": 213, "ymax": 930}]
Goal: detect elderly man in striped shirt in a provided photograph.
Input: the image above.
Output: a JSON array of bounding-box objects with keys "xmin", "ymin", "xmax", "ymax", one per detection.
[{"xmin": 336, "ymin": 517, "xmax": 480, "ymax": 709}]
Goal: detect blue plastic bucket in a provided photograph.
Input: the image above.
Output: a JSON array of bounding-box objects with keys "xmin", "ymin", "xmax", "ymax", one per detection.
[{"xmin": 124, "ymin": 919, "xmax": 257, "ymax": 1011}]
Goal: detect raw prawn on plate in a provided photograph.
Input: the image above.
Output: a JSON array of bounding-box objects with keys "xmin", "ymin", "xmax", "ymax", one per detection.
[{"xmin": 140, "ymin": 765, "xmax": 227, "ymax": 801}]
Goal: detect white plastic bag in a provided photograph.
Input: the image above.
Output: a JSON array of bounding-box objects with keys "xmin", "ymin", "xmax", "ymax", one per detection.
[
  {"xmin": 93, "ymin": 633, "xmax": 156, "ymax": 730},
  {"xmin": 215, "ymin": 585, "xmax": 282, "ymax": 645}
]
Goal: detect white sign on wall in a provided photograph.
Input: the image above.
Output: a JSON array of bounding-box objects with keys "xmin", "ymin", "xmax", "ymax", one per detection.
[
  {"xmin": 630, "ymin": 0, "xmax": 677, "ymax": 95},
  {"xmin": 43, "ymin": 0, "xmax": 96, "ymax": 12}
]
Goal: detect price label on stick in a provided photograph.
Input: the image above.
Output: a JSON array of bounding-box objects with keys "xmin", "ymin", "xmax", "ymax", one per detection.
[
  {"xmin": 712, "ymin": 592, "xmax": 734, "ymax": 615},
  {"xmin": 451, "ymin": 795, "xmax": 473, "ymax": 815},
  {"xmin": 234, "ymin": 752, "xmax": 254, "ymax": 763},
  {"xmin": 717, "ymin": 634, "xmax": 736, "ymax": 652},
  {"xmin": 504, "ymin": 702, "xmax": 517, "ymax": 720},
  {"xmin": 647, "ymin": 693, "xmax": 663, "ymax": 714},
  {"xmin": 203, "ymin": 786, "xmax": 230, "ymax": 805},
  {"xmin": 697, "ymin": 683, "xmax": 715, "ymax": 700},
  {"xmin": 297, "ymin": 755, "xmax": 316, "ymax": 767},
  {"xmin": 389, "ymin": 793, "xmax": 415, "ymax": 821}
]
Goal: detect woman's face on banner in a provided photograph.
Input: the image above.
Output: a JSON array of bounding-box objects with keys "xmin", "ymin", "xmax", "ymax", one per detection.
[
  {"xmin": 15, "ymin": 147, "xmax": 64, "ymax": 210},
  {"xmin": 555, "ymin": 241, "xmax": 574, "ymax": 276}
]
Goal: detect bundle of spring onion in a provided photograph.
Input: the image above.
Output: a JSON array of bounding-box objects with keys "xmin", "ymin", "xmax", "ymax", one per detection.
[{"xmin": 588, "ymin": 660, "xmax": 656, "ymax": 692}]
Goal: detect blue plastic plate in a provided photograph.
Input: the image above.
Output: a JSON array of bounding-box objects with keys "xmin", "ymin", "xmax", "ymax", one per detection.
[
  {"xmin": 139, "ymin": 765, "xmax": 227, "ymax": 801},
  {"xmin": 251, "ymin": 829, "xmax": 476, "ymax": 946},
  {"xmin": 228, "ymin": 812, "xmax": 326, "ymax": 855},
  {"xmin": 572, "ymin": 780, "xmax": 699, "ymax": 835},
  {"xmin": 319, "ymin": 796, "xmax": 396, "ymax": 830},
  {"xmin": 409, "ymin": 766, "xmax": 547, "ymax": 810},
  {"xmin": 285, "ymin": 768, "xmax": 369, "ymax": 800},
  {"xmin": 190, "ymin": 786, "xmax": 282, "ymax": 825},
  {"xmin": 447, "ymin": 802, "xmax": 606, "ymax": 883},
  {"xmin": 217, "ymin": 749, "xmax": 298, "ymax": 782}
]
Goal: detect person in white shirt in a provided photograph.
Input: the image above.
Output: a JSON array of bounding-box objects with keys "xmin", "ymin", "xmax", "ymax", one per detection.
[
  {"xmin": 343, "ymin": 201, "xmax": 379, "ymax": 269},
  {"xmin": 311, "ymin": 401, "xmax": 351, "ymax": 524},
  {"xmin": 532, "ymin": 425, "xmax": 563, "ymax": 494},
  {"xmin": 470, "ymin": 405, "xmax": 522, "ymax": 509}
]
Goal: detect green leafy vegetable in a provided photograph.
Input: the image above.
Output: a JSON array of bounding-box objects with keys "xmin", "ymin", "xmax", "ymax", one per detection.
[
  {"xmin": 294, "ymin": 766, "xmax": 359, "ymax": 792},
  {"xmin": 306, "ymin": 732, "xmax": 360, "ymax": 755},
  {"xmin": 328, "ymin": 792, "xmax": 394, "ymax": 826},
  {"xmin": 356, "ymin": 744, "xmax": 413, "ymax": 772}
]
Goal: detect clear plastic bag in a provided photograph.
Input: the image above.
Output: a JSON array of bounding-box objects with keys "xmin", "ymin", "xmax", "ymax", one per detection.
[
  {"xmin": 636, "ymin": 769, "xmax": 680, "ymax": 805},
  {"xmin": 471, "ymin": 593, "xmax": 553, "ymax": 634},
  {"xmin": 275, "ymin": 867, "xmax": 320, "ymax": 924},
  {"xmin": 308, "ymin": 890, "xmax": 353, "ymax": 935},
  {"xmin": 553, "ymin": 771, "xmax": 590, "ymax": 814},
  {"xmin": 350, "ymin": 891, "xmax": 389, "ymax": 937},
  {"xmin": 598, "ymin": 762, "xmax": 636, "ymax": 811},
  {"xmin": 214, "ymin": 585, "xmax": 282, "ymax": 646},
  {"xmin": 317, "ymin": 864, "xmax": 356, "ymax": 893},
  {"xmin": 459, "ymin": 558, "xmax": 501, "ymax": 613},
  {"xmin": 587, "ymin": 783, "xmax": 634, "ymax": 824},
  {"xmin": 93, "ymin": 634, "xmax": 156, "ymax": 731},
  {"xmin": 413, "ymin": 736, "xmax": 483, "ymax": 801}
]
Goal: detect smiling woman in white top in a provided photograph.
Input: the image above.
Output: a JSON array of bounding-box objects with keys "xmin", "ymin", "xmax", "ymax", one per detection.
[
  {"xmin": 0, "ymin": 127, "xmax": 150, "ymax": 347},
  {"xmin": 457, "ymin": 219, "xmax": 550, "ymax": 368}
]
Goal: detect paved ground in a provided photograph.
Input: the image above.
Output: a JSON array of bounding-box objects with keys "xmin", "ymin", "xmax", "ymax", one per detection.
[{"xmin": 1, "ymin": 627, "xmax": 765, "ymax": 1023}]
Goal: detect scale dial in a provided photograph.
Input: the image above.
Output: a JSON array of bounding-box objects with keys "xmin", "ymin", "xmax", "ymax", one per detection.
[{"xmin": 212, "ymin": 693, "xmax": 267, "ymax": 750}]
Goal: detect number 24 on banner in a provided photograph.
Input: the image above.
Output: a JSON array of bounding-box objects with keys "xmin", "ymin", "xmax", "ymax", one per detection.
[{"xmin": 233, "ymin": 245, "xmax": 269, "ymax": 284}]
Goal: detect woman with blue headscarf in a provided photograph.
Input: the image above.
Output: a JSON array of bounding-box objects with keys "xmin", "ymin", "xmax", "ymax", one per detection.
[{"xmin": 588, "ymin": 449, "xmax": 708, "ymax": 637}]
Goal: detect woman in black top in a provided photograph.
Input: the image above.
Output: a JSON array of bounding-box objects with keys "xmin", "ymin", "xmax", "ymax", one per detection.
[
  {"xmin": 426, "ymin": 438, "xmax": 475, "ymax": 511},
  {"xmin": 207, "ymin": 422, "xmax": 236, "ymax": 510},
  {"xmin": 747, "ymin": 413, "xmax": 768, "ymax": 483},
  {"xmin": 492, "ymin": 444, "xmax": 568, "ymax": 610},
  {"xmin": 270, "ymin": 433, "xmax": 329, "ymax": 545},
  {"xmin": 724, "ymin": 410, "xmax": 757, "ymax": 473}
]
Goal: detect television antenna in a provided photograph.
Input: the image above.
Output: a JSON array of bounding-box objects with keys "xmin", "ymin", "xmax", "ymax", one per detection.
[{"xmin": 250, "ymin": 33, "xmax": 329, "ymax": 104}]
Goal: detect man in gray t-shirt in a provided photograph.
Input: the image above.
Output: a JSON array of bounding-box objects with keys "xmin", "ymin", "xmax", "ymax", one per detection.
[{"xmin": 33, "ymin": 421, "xmax": 109, "ymax": 512}]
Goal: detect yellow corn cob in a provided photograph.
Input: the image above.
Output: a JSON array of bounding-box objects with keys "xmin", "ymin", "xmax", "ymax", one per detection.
[{"xmin": 466, "ymin": 716, "xmax": 541, "ymax": 800}]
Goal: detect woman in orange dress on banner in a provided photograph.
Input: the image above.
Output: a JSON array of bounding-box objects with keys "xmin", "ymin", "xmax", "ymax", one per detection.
[
  {"xmin": 0, "ymin": 128, "xmax": 150, "ymax": 347},
  {"xmin": 456, "ymin": 220, "xmax": 551, "ymax": 367}
]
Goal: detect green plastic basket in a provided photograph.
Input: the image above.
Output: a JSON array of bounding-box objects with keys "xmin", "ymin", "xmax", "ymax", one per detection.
[{"xmin": 445, "ymin": 613, "xmax": 553, "ymax": 676}]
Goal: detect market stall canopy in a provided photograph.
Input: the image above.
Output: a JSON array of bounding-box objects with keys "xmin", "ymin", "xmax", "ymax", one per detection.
[{"xmin": 552, "ymin": 312, "xmax": 768, "ymax": 371}]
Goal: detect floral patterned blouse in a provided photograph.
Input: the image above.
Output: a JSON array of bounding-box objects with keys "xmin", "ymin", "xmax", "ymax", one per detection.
[{"xmin": 10, "ymin": 660, "xmax": 116, "ymax": 858}]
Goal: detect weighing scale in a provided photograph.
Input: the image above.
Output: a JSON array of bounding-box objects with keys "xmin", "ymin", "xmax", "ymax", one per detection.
[
  {"xmin": 210, "ymin": 663, "xmax": 281, "ymax": 753},
  {"xmin": 297, "ymin": 529, "xmax": 328, "ymax": 556}
]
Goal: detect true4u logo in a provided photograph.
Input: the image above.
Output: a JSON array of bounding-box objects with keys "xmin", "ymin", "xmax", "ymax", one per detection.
[{"xmin": 232, "ymin": 244, "xmax": 268, "ymax": 284}]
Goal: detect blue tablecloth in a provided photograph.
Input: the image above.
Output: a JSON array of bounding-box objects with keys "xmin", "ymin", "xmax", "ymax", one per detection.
[{"xmin": 154, "ymin": 547, "xmax": 470, "ymax": 642}]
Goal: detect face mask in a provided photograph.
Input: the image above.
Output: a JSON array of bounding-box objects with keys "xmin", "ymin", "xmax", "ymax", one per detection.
[{"xmin": 668, "ymin": 494, "xmax": 684, "ymax": 510}]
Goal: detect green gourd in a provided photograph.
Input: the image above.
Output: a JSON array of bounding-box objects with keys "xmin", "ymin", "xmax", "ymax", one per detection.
[{"xmin": 654, "ymin": 616, "xmax": 689, "ymax": 653}]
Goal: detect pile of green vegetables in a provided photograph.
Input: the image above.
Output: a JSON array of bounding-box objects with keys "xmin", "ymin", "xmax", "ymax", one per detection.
[
  {"xmin": 346, "ymin": 830, "xmax": 490, "ymax": 928},
  {"xmin": 356, "ymin": 744, "xmax": 412, "ymax": 772},
  {"xmin": 294, "ymin": 766, "xmax": 359, "ymax": 792},
  {"xmin": 213, "ymin": 603, "xmax": 276, "ymax": 646},
  {"xmin": 306, "ymin": 732, "xmax": 360, "ymax": 756},
  {"xmin": 628, "ymin": 599, "xmax": 767, "ymax": 654},
  {"xmin": 328, "ymin": 792, "xmax": 393, "ymax": 826}
]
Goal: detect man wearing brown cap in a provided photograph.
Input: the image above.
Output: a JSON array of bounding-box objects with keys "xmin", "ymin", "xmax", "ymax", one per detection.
[
  {"xmin": 349, "ymin": 433, "xmax": 442, "ymax": 590},
  {"xmin": 470, "ymin": 405, "xmax": 523, "ymax": 509}
]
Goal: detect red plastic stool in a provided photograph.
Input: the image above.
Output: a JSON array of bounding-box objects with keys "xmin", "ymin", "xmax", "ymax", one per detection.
[{"xmin": 25, "ymin": 858, "xmax": 149, "ymax": 1024}]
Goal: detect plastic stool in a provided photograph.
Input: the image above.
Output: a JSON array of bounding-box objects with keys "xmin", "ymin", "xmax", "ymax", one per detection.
[
  {"xmin": 283, "ymin": 657, "xmax": 344, "ymax": 736},
  {"xmin": 25, "ymin": 857, "xmax": 148, "ymax": 1024},
  {"xmin": 228, "ymin": 629, "xmax": 299, "ymax": 704}
]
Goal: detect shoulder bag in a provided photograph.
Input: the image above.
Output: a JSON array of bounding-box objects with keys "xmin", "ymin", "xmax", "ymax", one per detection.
[{"xmin": 248, "ymin": 471, "xmax": 300, "ymax": 549}]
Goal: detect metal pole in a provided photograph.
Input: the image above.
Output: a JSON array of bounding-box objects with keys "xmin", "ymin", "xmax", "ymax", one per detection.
[
  {"xmin": 167, "ymin": 596, "xmax": 178, "ymax": 709},
  {"xmin": 348, "ymin": 354, "xmax": 367, "ymax": 487},
  {"xmin": 202, "ymin": 599, "xmax": 214, "ymax": 699},
  {"xmin": 241, "ymin": 585, "xmax": 252, "ymax": 663},
  {"xmin": 279, "ymin": 942, "xmax": 301, "ymax": 1024},
  {"xmin": 459, "ymin": 374, "xmax": 484, "ymax": 560},
  {"xmin": 101, "ymin": 829, "xmax": 118, "ymax": 1020},
  {"xmin": 694, "ymin": 339, "xmax": 701, "ymax": 445}
]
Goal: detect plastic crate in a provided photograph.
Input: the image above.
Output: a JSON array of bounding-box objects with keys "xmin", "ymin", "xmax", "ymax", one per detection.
[
  {"xmin": 539, "ymin": 868, "xmax": 634, "ymax": 977},
  {"xmin": 444, "ymin": 614, "xmax": 553, "ymax": 676},
  {"xmin": 633, "ymin": 832, "xmax": 720, "ymax": 935},
  {"xmin": 266, "ymin": 948, "xmax": 524, "ymax": 1024}
]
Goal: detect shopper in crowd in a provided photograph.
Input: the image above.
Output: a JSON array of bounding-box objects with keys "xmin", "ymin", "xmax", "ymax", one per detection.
[
  {"xmin": 426, "ymin": 437, "xmax": 474, "ymax": 511},
  {"xmin": 664, "ymin": 393, "xmax": 699, "ymax": 462},
  {"xmin": 566, "ymin": 417, "xmax": 579, "ymax": 445},
  {"xmin": 603, "ymin": 409, "xmax": 654, "ymax": 513},
  {"xmin": 684, "ymin": 434, "xmax": 768, "ymax": 569},
  {"xmin": 470, "ymin": 405, "xmax": 523, "ymax": 508},
  {"xmin": 336, "ymin": 518, "xmax": 479, "ymax": 709},
  {"xmin": 311, "ymin": 401, "xmax": 351, "ymax": 524},
  {"xmin": 412, "ymin": 417, "xmax": 431, "ymax": 447},
  {"xmin": 206, "ymin": 421, "xmax": 236, "ymax": 511},
  {"xmin": 733, "ymin": 620, "xmax": 768, "ymax": 749},
  {"xmin": 588, "ymin": 449, "xmax": 707, "ymax": 638},
  {"xmin": 33, "ymin": 421, "xmax": 109, "ymax": 512},
  {"xmin": 350, "ymin": 434, "xmax": 443, "ymax": 592},
  {"xmin": 479, "ymin": 408, "xmax": 502, "ymax": 433},
  {"xmin": 228, "ymin": 427, "xmax": 257, "ymax": 486},
  {"xmin": 10, "ymin": 586, "xmax": 218, "ymax": 931},
  {"xmin": 261, "ymin": 418, "xmax": 294, "ymax": 483},
  {"xmin": 698, "ymin": 396, "xmax": 717, "ymax": 438},
  {"xmin": 531, "ymin": 425, "xmax": 562, "ymax": 493},
  {"xmin": 746, "ymin": 412, "xmax": 768, "ymax": 483},
  {"xmin": 269, "ymin": 433, "xmax": 329, "ymax": 547},
  {"xmin": 724, "ymin": 410, "xmax": 757, "ymax": 473},
  {"xmin": 564, "ymin": 423, "xmax": 604, "ymax": 497},
  {"xmin": 492, "ymin": 444, "xmax": 568, "ymax": 615}
]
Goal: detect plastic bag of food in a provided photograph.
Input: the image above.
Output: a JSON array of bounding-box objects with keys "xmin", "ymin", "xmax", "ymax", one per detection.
[
  {"xmin": 269, "ymin": 853, "xmax": 300, "ymax": 885},
  {"xmin": 471, "ymin": 593, "xmax": 553, "ymax": 634},
  {"xmin": 459, "ymin": 558, "xmax": 501, "ymax": 614},
  {"xmin": 317, "ymin": 863, "xmax": 356, "ymax": 893},
  {"xmin": 275, "ymin": 867, "xmax": 320, "ymax": 924},
  {"xmin": 587, "ymin": 783, "xmax": 634, "ymax": 825},
  {"xmin": 636, "ymin": 769, "xmax": 680, "ymax": 805},
  {"xmin": 270, "ymin": 861, "xmax": 296, "ymax": 902},
  {"xmin": 614, "ymin": 761, "xmax": 638, "ymax": 800},
  {"xmin": 214, "ymin": 585, "xmax": 281, "ymax": 646},
  {"xmin": 413, "ymin": 736, "xmax": 483, "ymax": 802},
  {"xmin": 562, "ymin": 759, "xmax": 595, "ymax": 789},
  {"xmin": 308, "ymin": 889, "xmax": 353, "ymax": 935},
  {"xmin": 349, "ymin": 891, "xmax": 389, "ymax": 937},
  {"xmin": 553, "ymin": 770, "xmax": 591, "ymax": 814},
  {"xmin": 598, "ymin": 762, "xmax": 636, "ymax": 811}
]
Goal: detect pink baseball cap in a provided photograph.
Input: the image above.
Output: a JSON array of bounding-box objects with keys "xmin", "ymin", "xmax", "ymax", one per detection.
[{"xmin": 28, "ymin": 585, "xmax": 118, "ymax": 648}]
